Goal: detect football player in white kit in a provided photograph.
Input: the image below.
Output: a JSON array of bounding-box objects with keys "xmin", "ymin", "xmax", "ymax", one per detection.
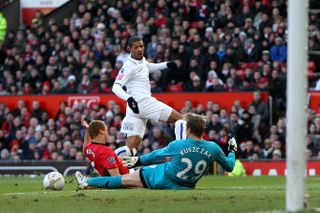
[{"xmin": 112, "ymin": 36, "xmax": 186, "ymax": 157}]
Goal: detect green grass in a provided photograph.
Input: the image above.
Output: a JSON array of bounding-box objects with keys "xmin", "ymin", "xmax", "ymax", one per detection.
[{"xmin": 1, "ymin": 176, "xmax": 320, "ymax": 213}]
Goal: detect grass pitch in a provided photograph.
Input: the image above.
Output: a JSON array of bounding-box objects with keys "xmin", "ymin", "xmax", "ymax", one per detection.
[{"xmin": 0, "ymin": 175, "xmax": 320, "ymax": 213}]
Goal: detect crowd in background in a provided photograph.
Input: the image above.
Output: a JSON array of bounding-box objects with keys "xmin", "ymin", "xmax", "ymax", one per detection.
[
  {"xmin": 1, "ymin": 0, "xmax": 320, "ymax": 161},
  {"xmin": 1, "ymin": 92, "xmax": 320, "ymax": 161}
]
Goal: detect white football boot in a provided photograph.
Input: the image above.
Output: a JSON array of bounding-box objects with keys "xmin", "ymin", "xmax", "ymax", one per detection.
[{"xmin": 75, "ymin": 171, "xmax": 88, "ymax": 189}]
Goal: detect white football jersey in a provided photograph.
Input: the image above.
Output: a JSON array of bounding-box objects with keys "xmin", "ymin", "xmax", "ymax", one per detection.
[{"xmin": 114, "ymin": 56, "xmax": 153, "ymax": 102}]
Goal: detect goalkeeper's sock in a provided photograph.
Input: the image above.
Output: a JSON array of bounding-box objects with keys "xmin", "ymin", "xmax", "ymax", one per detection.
[
  {"xmin": 87, "ymin": 176, "xmax": 122, "ymax": 188},
  {"xmin": 175, "ymin": 119, "xmax": 186, "ymax": 140}
]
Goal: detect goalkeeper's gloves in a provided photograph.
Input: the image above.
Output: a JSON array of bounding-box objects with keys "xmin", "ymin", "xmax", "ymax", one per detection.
[
  {"xmin": 228, "ymin": 137, "xmax": 238, "ymax": 153},
  {"xmin": 122, "ymin": 156, "xmax": 141, "ymax": 168},
  {"xmin": 167, "ymin": 61, "xmax": 177, "ymax": 70},
  {"xmin": 127, "ymin": 97, "xmax": 139, "ymax": 114}
]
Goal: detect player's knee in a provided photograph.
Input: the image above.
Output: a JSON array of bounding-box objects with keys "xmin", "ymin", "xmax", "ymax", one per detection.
[{"xmin": 167, "ymin": 110, "xmax": 183, "ymax": 123}]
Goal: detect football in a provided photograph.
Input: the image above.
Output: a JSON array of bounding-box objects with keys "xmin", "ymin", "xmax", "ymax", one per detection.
[{"xmin": 43, "ymin": 172, "xmax": 65, "ymax": 190}]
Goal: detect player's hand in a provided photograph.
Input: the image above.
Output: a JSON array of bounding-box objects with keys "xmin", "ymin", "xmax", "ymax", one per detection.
[
  {"xmin": 167, "ymin": 61, "xmax": 177, "ymax": 70},
  {"xmin": 228, "ymin": 137, "xmax": 238, "ymax": 153},
  {"xmin": 121, "ymin": 156, "xmax": 140, "ymax": 168},
  {"xmin": 81, "ymin": 115, "xmax": 90, "ymax": 129},
  {"xmin": 127, "ymin": 97, "xmax": 139, "ymax": 114}
]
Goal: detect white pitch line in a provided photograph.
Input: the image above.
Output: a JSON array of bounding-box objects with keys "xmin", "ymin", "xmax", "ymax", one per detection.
[
  {"xmin": 3, "ymin": 191, "xmax": 64, "ymax": 196},
  {"xmin": 197, "ymin": 186, "xmax": 284, "ymax": 190},
  {"xmin": 2, "ymin": 189, "xmax": 117, "ymax": 196}
]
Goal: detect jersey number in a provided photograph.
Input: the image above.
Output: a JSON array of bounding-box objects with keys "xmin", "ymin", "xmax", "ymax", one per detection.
[{"xmin": 176, "ymin": 158, "xmax": 207, "ymax": 180}]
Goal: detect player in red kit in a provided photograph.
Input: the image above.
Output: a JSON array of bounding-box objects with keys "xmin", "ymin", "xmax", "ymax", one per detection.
[{"xmin": 81, "ymin": 116, "xmax": 129, "ymax": 176}]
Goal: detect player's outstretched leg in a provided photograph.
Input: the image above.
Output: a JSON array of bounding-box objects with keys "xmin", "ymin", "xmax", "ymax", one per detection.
[
  {"xmin": 75, "ymin": 171, "xmax": 123, "ymax": 189},
  {"xmin": 175, "ymin": 119, "xmax": 186, "ymax": 140}
]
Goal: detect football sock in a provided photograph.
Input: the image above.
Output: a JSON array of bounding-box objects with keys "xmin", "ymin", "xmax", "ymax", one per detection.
[
  {"xmin": 87, "ymin": 176, "xmax": 122, "ymax": 188},
  {"xmin": 115, "ymin": 145, "xmax": 132, "ymax": 157},
  {"xmin": 174, "ymin": 119, "xmax": 186, "ymax": 140}
]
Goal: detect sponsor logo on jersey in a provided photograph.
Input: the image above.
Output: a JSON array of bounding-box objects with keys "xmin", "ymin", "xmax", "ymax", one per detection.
[{"xmin": 117, "ymin": 68, "xmax": 125, "ymax": 80}]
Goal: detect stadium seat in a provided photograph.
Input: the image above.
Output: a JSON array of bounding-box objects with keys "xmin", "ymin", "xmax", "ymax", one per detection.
[{"xmin": 167, "ymin": 82, "xmax": 184, "ymax": 92}]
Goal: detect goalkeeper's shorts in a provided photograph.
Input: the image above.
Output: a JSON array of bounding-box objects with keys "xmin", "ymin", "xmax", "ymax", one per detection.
[{"xmin": 139, "ymin": 163, "xmax": 193, "ymax": 190}]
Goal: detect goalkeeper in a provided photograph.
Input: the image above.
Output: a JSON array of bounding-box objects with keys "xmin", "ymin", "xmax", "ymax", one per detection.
[{"xmin": 76, "ymin": 113, "xmax": 237, "ymax": 190}]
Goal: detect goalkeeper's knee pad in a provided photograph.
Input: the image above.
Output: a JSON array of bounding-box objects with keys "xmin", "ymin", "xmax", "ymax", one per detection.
[{"xmin": 175, "ymin": 119, "xmax": 186, "ymax": 140}]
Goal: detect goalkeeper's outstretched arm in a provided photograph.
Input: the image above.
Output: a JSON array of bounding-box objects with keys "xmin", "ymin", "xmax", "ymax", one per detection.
[
  {"xmin": 122, "ymin": 141, "xmax": 179, "ymax": 168},
  {"xmin": 140, "ymin": 147, "xmax": 174, "ymax": 164}
]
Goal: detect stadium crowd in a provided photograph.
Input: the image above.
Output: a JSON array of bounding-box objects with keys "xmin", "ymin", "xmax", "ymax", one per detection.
[
  {"xmin": 0, "ymin": 0, "xmax": 320, "ymax": 161},
  {"xmin": 1, "ymin": 93, "xmax": 320, "ymax": 161}
]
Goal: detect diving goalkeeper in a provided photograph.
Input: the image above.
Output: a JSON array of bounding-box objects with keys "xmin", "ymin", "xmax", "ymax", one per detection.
[{"xmin": 76, "ymin": 113, "xmax": 236, "ymax": 190}]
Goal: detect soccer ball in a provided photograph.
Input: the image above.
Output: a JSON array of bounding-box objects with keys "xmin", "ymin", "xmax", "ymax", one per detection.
[{"xmin": 43, "ymin": 172, "xmax": 65, "ymax": 190}]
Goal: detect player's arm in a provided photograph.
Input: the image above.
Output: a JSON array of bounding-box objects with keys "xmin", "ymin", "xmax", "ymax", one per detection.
[
  {"xmin": 112, "ymin": 67, "xmax": 139, "ymax": 113},
  {"xmin": 112, "ymin": 83, "xmax": 139, "ymax": 113},
  {"xmin": 112, "ymin": 66, "xmax": 132, "ymax": 101},
  {"xmin": 112, "ymin": 83, "xmax": 130, "ymax": 101},
  {"xmin": 214, "ymin": 138, "xmax": 237, "ymax": 172},
  {"xmin": 122, "ymin": 141, "xmax": 179, "ymax": 168},
  {"xmin": 215, "ymin": 150, "xmax": 236, "ymax": 172},
  {"xmin": 81, "ymin": 115, "xmax": 91, "ymax": 153},
  {"xmin": 104, "ymin": 153, "xmax": 121, "ymax": 176},
  {"xmin": 147, "ymin": 61, "xmax": 177, "ymax": 73}
]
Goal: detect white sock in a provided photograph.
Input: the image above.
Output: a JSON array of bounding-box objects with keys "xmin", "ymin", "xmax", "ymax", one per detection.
[
  {"xmin": 115, "ymin": 145, "xmax": 132, "ymax": 157},
  {"xmin": 175, "ymin": 119, "xmax": 186, "ymax": 140}
]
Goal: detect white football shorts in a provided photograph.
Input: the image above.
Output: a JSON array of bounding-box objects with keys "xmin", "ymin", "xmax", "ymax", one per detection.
[{"xmin": 121, "ymin": 97, "xmax": 173, "ymax": 138}]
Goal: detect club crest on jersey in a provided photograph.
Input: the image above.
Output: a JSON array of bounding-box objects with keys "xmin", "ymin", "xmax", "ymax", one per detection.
[
  {"xmin": 117, "ymin": 68, "xmax": 125, "ymax": 80},
  {"xmin": 108, "ymin": 156, "xmax": 115, "ymax": 164}
]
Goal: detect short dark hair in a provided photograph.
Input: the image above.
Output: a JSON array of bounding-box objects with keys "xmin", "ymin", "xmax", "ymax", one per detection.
[
  {"xmin": 185, "ymin": 113, "xmax": 206, "ymax": 138},
  {"xmin": 128, "ymin": 35, "xmax": 143, "ymax": 47},
  {"xmin": 88, "ymin": 120, "xmax": 106, "ymax": 139}
]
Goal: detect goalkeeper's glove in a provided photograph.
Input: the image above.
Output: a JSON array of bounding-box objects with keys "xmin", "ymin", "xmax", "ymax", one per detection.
[
  {"xmin": 228, "ymin": 137, "xmax": 238, "ymax": 153},
  {"xmin": 127, "ymin": 97, "xmax": 139, "ymax": 114},
  {"xmin": 122, "ymin": 156, "xmax": 141, "ymax": 168},
  {"xmin": 167, "ymin": 61, "xmax": 177, "ymax": 70}
]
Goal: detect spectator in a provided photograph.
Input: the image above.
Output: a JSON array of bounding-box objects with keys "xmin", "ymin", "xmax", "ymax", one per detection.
[
  {"xmin": 186, "ymin": 75, "xmax": 204, "ymax": 92},
  {"xmin": 0, "ymin": 148, "xmax": 10, "ymax": 160},
  {"xmin": 270, "ymin": 37, "xmax": 287, "ymax": 63},
  {"xmin": 249, "ymin": 91, "xmax": 269, "ymax": 127},
  {"xmin": 272, "ymin": 149, "xmax": 282, "ymax": 161},
  {"xmin": 31, "ymin": 101, "xmax": 44, "ymax": 120},
  {"xmin": 259, "ymin": 138, "xmax": 274, "ymax": 159},
  {"xmin": 62, "ymin": 75, "xmax": 77, "ymax": 94}
]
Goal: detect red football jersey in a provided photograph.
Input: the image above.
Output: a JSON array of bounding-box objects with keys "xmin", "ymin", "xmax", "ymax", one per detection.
[{"xmin": 84, "ymin": 142, "xmax": 129, "ymax": 176}]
